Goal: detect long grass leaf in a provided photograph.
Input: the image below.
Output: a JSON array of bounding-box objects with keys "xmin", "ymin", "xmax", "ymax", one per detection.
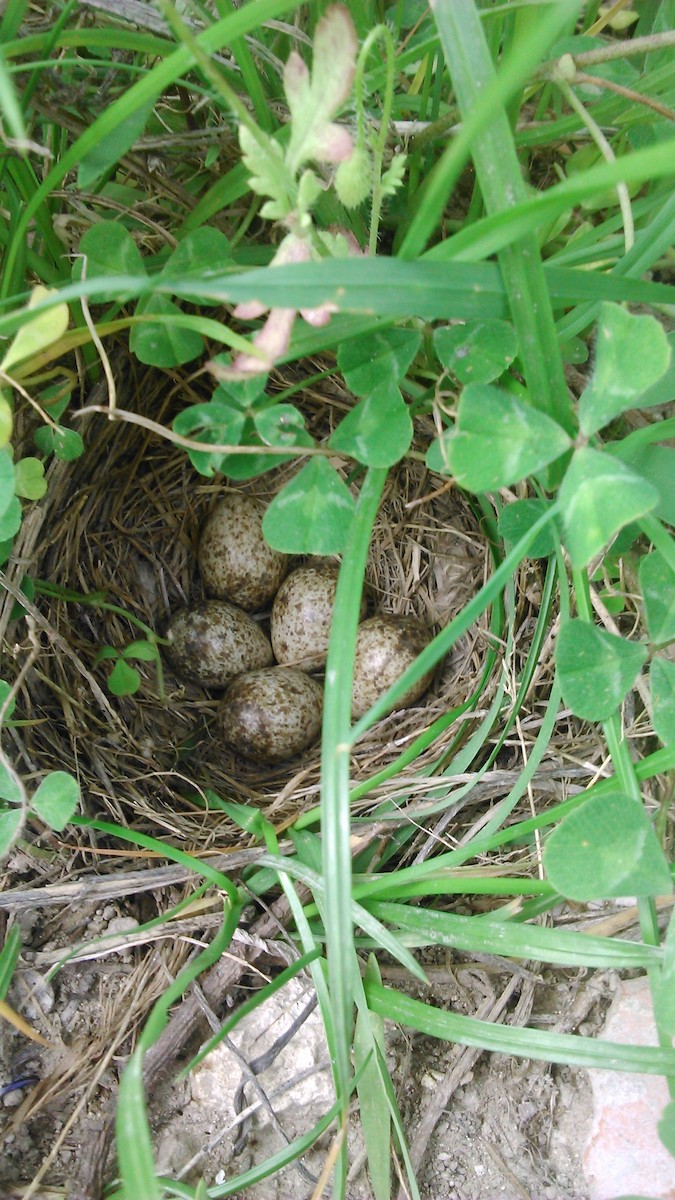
[
  {"xmin": 368, "ymin": 902, "xmax": 663, "ymax": 969},
  {"xmin": 367, "ymin": 982, "xmax": 675, "ymax": 1075},
  {"xmin": 321, "ymin": 468, "xmax": 387, "ymax": 1107},
  {"xmin": 429, "ymin": 0, "xmax": 576, "ymax": 430}
]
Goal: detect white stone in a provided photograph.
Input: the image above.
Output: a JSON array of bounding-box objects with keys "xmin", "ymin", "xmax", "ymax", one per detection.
[{"xmin": 190, "ymin": 976, "xmax": 334, "ymax": 1136}]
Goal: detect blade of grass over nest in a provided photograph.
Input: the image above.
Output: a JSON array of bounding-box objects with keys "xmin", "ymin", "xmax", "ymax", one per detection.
[
  {"xmin": 1, "ymin": 259, "xmax": 672, "ymax": 341},
  {"xmin": 361, "ymin": 744, "xmax": 675, "ymax": 903},
  {"xmin": 428, "ymin": 0, "xmax": 575, "ymax": 433},
  {"xmin": 0, "ymin": 0, "xmax": 302, "ymax": 298},
  {"xmin": 255, "ymin": 854, "xmax": 427, "ymax": 983},
  {"xmin": 349, "ymin": 502, "xmax": 559, "ymax": 741},
  {"xmin": 320, "ymin": 467, "xmax": 392, "ymax": 1102},
  {"xmin": 367, "ymin": 984, "xmax": 675, "ymax": 1076},
  {"xmin": 293, "ymin": 538, "xmax": 507, "ymax": 825}
]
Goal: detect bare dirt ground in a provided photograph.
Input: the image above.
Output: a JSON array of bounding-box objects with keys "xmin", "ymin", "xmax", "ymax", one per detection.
[{"xmin": 1, "ymin": 897, "xmax": 610, "ymax": 1199}]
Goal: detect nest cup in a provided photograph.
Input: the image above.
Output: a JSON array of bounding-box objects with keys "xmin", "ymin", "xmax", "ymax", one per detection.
[{"xmin": 3, "ymin": 357, "xmax": 495, "ymax": 840}]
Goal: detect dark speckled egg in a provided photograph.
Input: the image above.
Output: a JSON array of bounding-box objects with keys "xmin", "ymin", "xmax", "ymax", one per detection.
[
  {"xmin": 352, "ymin": 615, "xmax": 433, "ymax": 720},
  {"xmin": 219, "ymin": 667, "xmax": 323, "ymax": 762},
  {"xmin": 198, "ymin": 493, "xmax": 289, "ymax": 611},
  {"xmin": 271, "ymin": 563, "xmax": 367, "ymax": 672},
  {"xmin": 165, "ymin": 601, "xmax": 273, "ymax": 688}
]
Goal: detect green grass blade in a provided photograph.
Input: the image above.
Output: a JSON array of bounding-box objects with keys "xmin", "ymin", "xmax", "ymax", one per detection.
[
  {"xmin": 319, "ymin": 464, "xmax": 390, "ymax": 1095},
  {"xmin": 354, "ymin": 957, "xmax": 391, "ymax": 1200},
  {"xmin": 399, "ymin": 0, "xmax": 580, "ymax": 262},
  {"xmin": 427, "ymin": 140, "xmax": 675, "ymax": 267},
  {"xmin": 367, "ymin": 982, "xmax": 675, "ymax": 1076},
  {"xmin": 349, "ymin": 502, "xmax": 559, "ymax": 740},
  {"xmin": 117, "ymin": 904, "xmax": 240, "ymax": 1200},
  {"xmin": 1, "ymin": 260, "xmax": 672, "ymax": 342},
  {"xmin": 0, "ymin": 924, "xmax": 20, "ymax": 1000},
  {"xmin": 0, "ymin": 49, "xmax": 28, "ymax": 144},
  {"xmin": 428, "ymin": 0, "xmax": 576, "ymax": 432},
  {"xmin": 182, "ymin": 948, "xmax": 322, "ymax": 1075},
  {"xmin": 71, "ymin": 815, "xmax": 239, "ymax": 902},
  {"xmin": 116, "ymin": 1050, "xmax": 161, "ymax": 1200},
  {"xmin": 368, "ymin": 902, "xmax": 663, "ymax": 970}
]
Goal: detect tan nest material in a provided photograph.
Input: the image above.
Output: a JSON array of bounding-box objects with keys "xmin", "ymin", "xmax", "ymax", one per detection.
[{"xmin": 3, "ymin": 356, "xmax": 495, "ymax": 844}]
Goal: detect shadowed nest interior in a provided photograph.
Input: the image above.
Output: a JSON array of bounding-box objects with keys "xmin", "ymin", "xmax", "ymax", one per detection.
[{"xmin": 3, "ymin": 352, "xmax": 498, "ymax": 848}]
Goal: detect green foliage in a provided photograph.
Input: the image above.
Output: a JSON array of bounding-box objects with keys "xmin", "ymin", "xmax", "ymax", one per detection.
[
  {"xmin": 639, "ymin": 551, "xmax": 675, "ymax": 643},
  {"xmin": 543, "ymin": 792, "xmax": 671, "ymax": 901},
  {"xmin": 2, "ymin": 2, "xmax": 675, "ymax": 1195},
  {"xmin": 30, "ymin": 771, "xmax": 80, "ymax": 831},
  {"xmin": 34, "ymin": 423, "xmax": 84, "ymax": 462},
  {"xmin": 650, "ymin": 659, "xmax": 675, "ymax": 747},
  {"xmin": 330, "ymin": 382, "xmax": 412, "ymax": 467},
  {"xmin": 0, "ymin": 285, "xmax": 69, "ymax": 378},
  {"xmin": 78, "ymin": 98, "xmax": 155, "ymax": 190},
  {"xmin": 0, "ymin": 759, "xmax": 81, "ymax": 859},
  {"xmin": 579, "ymin": 303, "xmax": 671, "ymax": 436},
  {"xmin": 13, "ymin": 457, "xmax": 46, "ymax": 500},
  {"xmin": 498, "ymin": 500, "xmax": 560, "ymax": 559},
  {"xmin": 559, "ymin": 448, "xmax": 659, "ymax": 569},
  {"xmin": 426, "ymin": 384, "xmax": 571, "ymax": 491},
  {"xmin": 556, "ymin": 619, "xmax": 647, "ymax": 722},
  {"xmin": 0, "ymin": 925, "xmax": 21, "ymax": 1001},
  {"xmin": 354, "ymin": 957, "xmax": 390, "ymax": 1200},
  {"xmin": 433, "ymin": 319, "xmax": 517, "ymax": 385},
  {"xmin": 262, "ymin": 457, "xmax": 356, "ymax": 554},
  {"xmin": 75, "ymin": 222, "xmax": 234, "ymax": 366}
]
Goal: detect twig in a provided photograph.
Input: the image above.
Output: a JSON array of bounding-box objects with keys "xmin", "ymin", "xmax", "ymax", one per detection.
[
  {"xmin": 0, "ymin": 848, "xmax": 274, "ymax": 910},
  {"xmin": 72, "ymin": 404, "xmax": 331, "ymax": 458},
  {"xmin": 573, "ymin": 70, "xmax": 675, "ymax": 122},
  {"xmin": 536, "ymin": 30, "xmax": 675, "ymax": 75}
]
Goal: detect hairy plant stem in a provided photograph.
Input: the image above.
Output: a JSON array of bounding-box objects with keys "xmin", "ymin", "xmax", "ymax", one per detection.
[{"xmin": 353, "ymin": 23, "xmax": 396, "ymax": 254}]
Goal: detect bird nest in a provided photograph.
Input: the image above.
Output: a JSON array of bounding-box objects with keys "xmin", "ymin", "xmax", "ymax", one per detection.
[{"xmin": 3, "ymin": 354, "xmax": 497, "ymax": 845}]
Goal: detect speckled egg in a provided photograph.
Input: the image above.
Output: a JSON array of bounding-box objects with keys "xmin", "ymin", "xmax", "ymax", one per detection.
[
  {"xmin": 351, "ymin": 615, "xmax": 434, "ymax": 720},
  {"xmin": 198, "ymin": 493, "xmax": 289, "ymax": 611},
  {"xmin": 270, "ymin": 563, "xmax": 367, "ymax": 672},
  {"xmin": 164, "ymin": 601, "xmax": 273, "ymax": 688},
  {"xmin": 219, "ymin": 667, "xmax": 324, "ymax": 762}
]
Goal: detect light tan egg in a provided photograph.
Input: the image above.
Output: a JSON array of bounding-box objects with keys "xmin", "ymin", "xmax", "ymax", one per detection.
[
  {"xmin": 198, "ymin": 493, "xmax": 289, "ymax": 611},
  {"xmin": 164, "ymin": 601, "xmax": 273, "ymax": 688},
  {"xmin": 271, "ymin": 563, "xmax": 367, "ymax": 671},
  {"xmin": 219, "ymin": 667, "xmax": 323, "ymax": 762},
  {"xmin": 351, "ymin": 615, "xmax": 434, "ymax": 720}
]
